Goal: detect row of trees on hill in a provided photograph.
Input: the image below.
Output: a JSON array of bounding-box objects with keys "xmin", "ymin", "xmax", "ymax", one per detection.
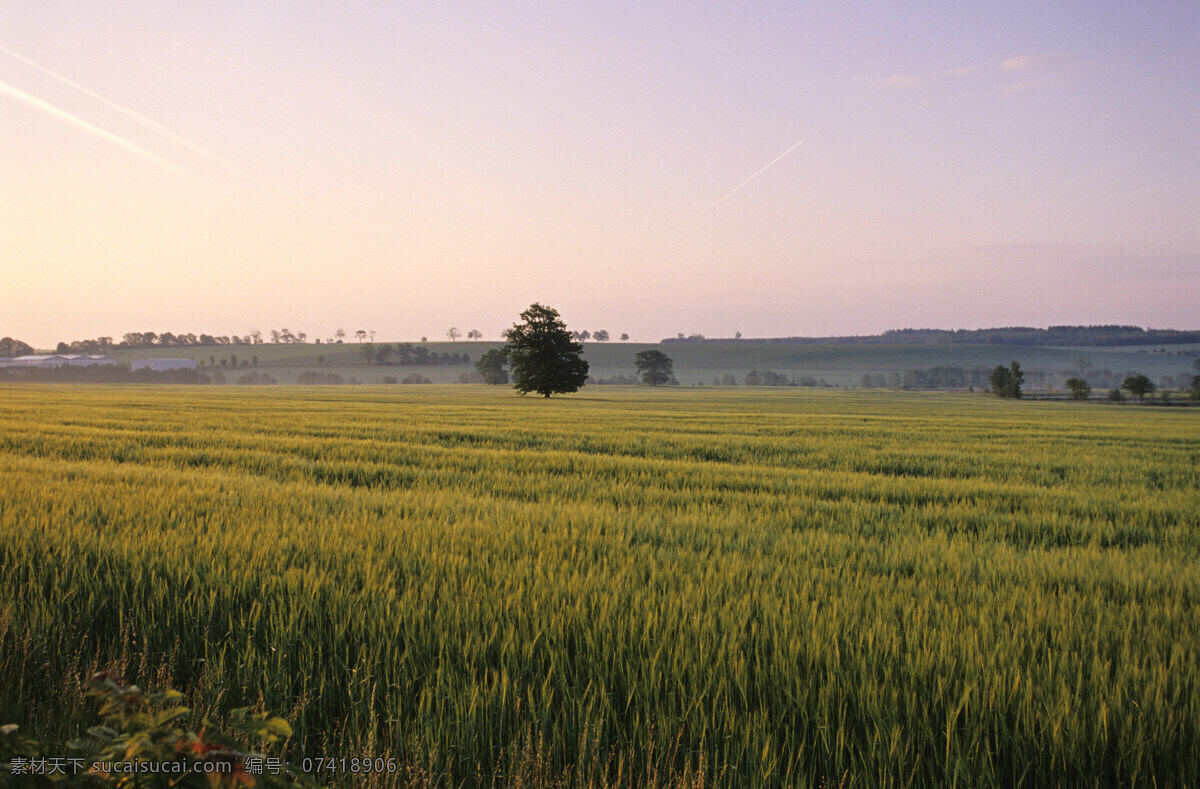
[
  {"xmin": 358, "ymin": 343, "xmax": 469, "ymax": 366},
  {"xmin": 55, "ymin": 333, "xmax": 255, "ymax": 353},
  {"xmin": 49, "ymin": 325, "xmax": 638, "ymax": 353},
  {"xmin": 665, "ymin": 326, "xmax": 1200, "ymax": 347}
]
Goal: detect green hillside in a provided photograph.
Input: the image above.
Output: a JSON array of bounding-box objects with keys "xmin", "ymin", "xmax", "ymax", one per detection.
[{"xmin": 100, "ymin": 340, "xmax": 1199, "ymax": 389}]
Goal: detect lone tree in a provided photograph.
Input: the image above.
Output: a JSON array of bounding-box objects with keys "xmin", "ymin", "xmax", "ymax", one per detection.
[
  {"xmin": 503, "ymin": 303, "xmax": 589, "ymax": 398},
  {"xmin": 474, "ymin": 348, "xmax": 509, "ymax": 384},
  {"xmin": 1065, "ymin": 378, "xmax": 1091, "ymax": 400},
  {"xmin": 635, "ymin": 349, "xmax": 674, "ymax": 386},
  {"xmin": 1122, "ymin": 373, "xmax": 1155, "ymax": 401},
  {"xmin": 989, "ymin": 361, "xmax": 1025, "ymax": 398}
]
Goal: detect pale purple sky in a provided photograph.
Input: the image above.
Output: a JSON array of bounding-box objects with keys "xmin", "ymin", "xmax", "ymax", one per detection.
[{"xmin": 2, "ymin": 1, "xmax": 1197, "ymax": 346}]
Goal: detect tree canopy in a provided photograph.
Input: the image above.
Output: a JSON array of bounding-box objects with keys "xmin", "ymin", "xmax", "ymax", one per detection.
[
  {"xmin": 989, "ymin": 361, "xmax": 1024, "ymax": 398},
  {"xmin": 475, "ymin": 348, "xmax": 509, "ymax": 385},
  {"xmin": 1065, "ymin": 378, "xmax": 1091, "ymax": 400},
  {"xmin": 1122, "ymin": 374, "xmax": 1155, "ymax": 401},
  {"xmin": 503, "ymin": 304, "xmax": 589, "ymax": 398},
  {"xmin": 634, "ymin": 350, "xmax": 674, "ymax": 386},
  {"xmin": 0, "ymin": 337, "xmax": 34, "ymax": 357}
]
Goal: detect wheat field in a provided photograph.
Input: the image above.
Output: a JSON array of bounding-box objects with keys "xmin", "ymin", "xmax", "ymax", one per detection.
[{"xmin": 1, "ymin": 384, "xmax": 1197, "ymax": 786}]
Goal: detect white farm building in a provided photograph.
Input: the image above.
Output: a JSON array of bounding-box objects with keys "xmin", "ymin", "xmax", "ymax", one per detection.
[
  {"xmin": 0, "ymin": 354, "xmax": 117, "ymax": 368},
  {"xmin": 131, "ymin": 358, "xmax": 198, "ymax": 372}
]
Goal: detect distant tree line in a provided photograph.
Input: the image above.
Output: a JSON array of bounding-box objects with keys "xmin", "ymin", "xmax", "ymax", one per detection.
[
  {"xmin": 0, "ymin": 337, "xmax": 34, "ymax": 356},
  {"xmin": 665, "ymin": 325, "xmax": 1200, "ymax": 347},
  {"xmin": 296, "ymin": 371, "xmax": 340, "ymax": 385},
  {"xmin": 570, "ymin": 329, "xmax": 613, "ymax": 342},
  {"xmin": 0, "ymin": 365, "xmax": 212, "ymax": 384},
  {"xmin": 737, "ymin": 370, "xmax": 831, "ymax": 387},
  {"xmin": 858, "ymin": 365, "xmax": 1072, "ymax": 391},
  {"xmin": 359, "ymin": 343, "xmax": 470, "ymax": 366},
  {"xmin": 49, "ymin": 328, "xmax": 342, "ymax": 353},
  {"xmin": 859, "ymin": 366, "xmax": 996, "ymax": 391},
  {"xmin": 54, "ymin": 332, "xmax": 255, "ymax": 354},
  {"xmin": 1064, "ymin": 368, "xmax": 1197, "ymax": 391},
  {"xmin": 587, "ymin": 374, "xmax": 645, "ymax": 385}
]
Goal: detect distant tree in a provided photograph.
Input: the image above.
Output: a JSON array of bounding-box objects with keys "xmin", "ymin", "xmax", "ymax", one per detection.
[
  {"xmin": 989, "ymin": 361, "xmax": 1025, "ymax": 398},
  {"xmin": 1189, "ymin": 375, "xmax": 1200, "ymax": 404},
  {"xmin": 421, "ymin": 336, "xmax": 428, "ymax": 343},
  {"xmin": 360, "ymin": 343, "xmax": 375, "ymax": 364},
  {"xmin": 335, "ymin": 329, "xmax": 346, "ymax": 343},
  {"xmin": 1108, "ymin": 388, "xmax": 1125, "ymax": 402},
  {"xmin": 735, "ymin": 331, "xmax": 742, "ymax": 339},
  {"xmin": 230, "ymin": 354, "xmax": 238, "ymax": 367},
  {"xmin": 579, "ymin": 330, "xmax": 591, "ymax": 342},
  {"xmin": 635, "ymin": 350, "xmax": 674, "ymax": 386},
  {"xmin": 252, "ymin": 355, "xmax": 258, "ymax": 367},
  {"xmin": 1122, "ymin": 374, "xmax": 1155, "ymax": 401},
  {"xmin": 355, "ymin": 330, "xmax": 367, "ymax": 343},
  {"xmin": 467, "ymin": 329, "xmax": 482, "ymax": 341},
  {"xmin": 249, "ymin": 329, "xmax": 263, "ymax": 344},
  {"xmin": 620, "ymin": 333, "xmax": 629, "ymax": 342},
  {"xmin": 447, "ymin": 327, "xmax": 462, "ymax": 341},
  {"xmin": 1065, "ymin": 378, "xmax": 1091, "ymax": 400},
  {"xmin": 374, "ymin": 344, "xmax": 393, "ymax": 365},
  {"xmin": 746, "ymin": 369, "xmax": 792, "ymax": 386},
  {"xmin": 503, "ymin": 303, "xmax": 589, "ymax": 398},
  {"xmin": 297, "ymin": 332, "xmax": 307, "ymax": 343},
  {"xmin": 270, "ymin": 330, "xmax": 282, "ymax": 344},
  {"xmin": 475, "ymin": 348, "xmax": 509, "ymax": 384},
  {"xmin": 1194, "ymin": 358, "xmax": 1200, "ymax": 373},
  {"xmin": 592, "ymin": 329, "xmax": 609, "ymax": 342},
  {"xmin": 0, "ymin": 337, "xmax": 34, "ymax": 356},
  {"xmin": 369, "ymin": 331, "xmax": 376, "ymax": 342}
]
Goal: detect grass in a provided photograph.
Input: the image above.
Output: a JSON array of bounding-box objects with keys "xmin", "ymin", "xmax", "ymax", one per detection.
[{"xmin": 1, "ymin": 385, "xmax": 1198, "ymax": 786}]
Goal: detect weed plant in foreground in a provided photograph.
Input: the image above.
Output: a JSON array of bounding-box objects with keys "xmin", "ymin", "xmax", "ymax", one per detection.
[{"xmin": 1, "ymin": 385, "xmax": 1198, "ymax": 786}]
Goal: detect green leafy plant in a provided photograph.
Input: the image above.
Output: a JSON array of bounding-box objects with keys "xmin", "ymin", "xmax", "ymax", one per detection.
[{"xmin": 4, "ymin": 672, "xmax": 311, "ymax": 787}]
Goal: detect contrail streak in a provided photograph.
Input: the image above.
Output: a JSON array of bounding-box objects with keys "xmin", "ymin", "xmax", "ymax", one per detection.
[
  {"xmin": 0, "ymin": 78, "xmax": 183, "ymax": 172},
  {"xmin": 704, "ymin": 138, "xmax": 805, "ymax": 213},
  {"xmin": 0, "ymin": 44, "xmax": 228, "ymax": 167}
]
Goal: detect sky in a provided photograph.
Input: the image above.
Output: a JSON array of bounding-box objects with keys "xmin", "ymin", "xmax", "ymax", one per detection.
[{"xmin": 2, "ymin": 1, "xmax": 1198, "ymax": 347}]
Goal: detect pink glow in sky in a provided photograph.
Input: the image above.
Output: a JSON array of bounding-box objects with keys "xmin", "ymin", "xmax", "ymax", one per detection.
[{"xmin": 2, "ymin": 2, "xmax": 1197, "ymax": 347}]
